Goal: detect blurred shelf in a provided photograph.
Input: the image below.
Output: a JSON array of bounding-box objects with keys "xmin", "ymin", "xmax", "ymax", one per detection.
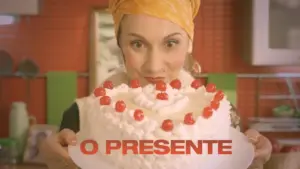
[
  {"xmin": 249, "ymin": 117, "xmax": 300, "ymax": 123},
  {"xmin": 194, "ymin": 73, "xmax": 300, "ymax": 78},
  {"xmin": 249, "ymin": 126, "xmax": 300, "ymax": 132},
  {"xmin": 277, "ymin": 139, "xmax": 300, "ymax": 145},
  {"xmin": 249, "ymin": 119, "xmax": 300, "ymax": 132},
  {"xmin": 253, "ymin": 73, "xmax": 300, "ymax": 124},
  {"xmin": 260, "ymin": 95, "xmax": 300, "ymax": 100},
  {"xmin": 249, "ymin": 117, "xmax": 300, "ymax": 132}
]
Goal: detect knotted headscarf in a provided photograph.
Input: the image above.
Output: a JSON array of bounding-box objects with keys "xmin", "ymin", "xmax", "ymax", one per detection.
[{"xmin": 108, "ymin": 0, "xmax": 201, "ymax": 40}]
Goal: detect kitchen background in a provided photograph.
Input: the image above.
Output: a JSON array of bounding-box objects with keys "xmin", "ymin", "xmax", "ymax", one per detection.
[
  {"xmin": 1, "ymin": 0, "xmax": 300, "ymax": 136},
  {"xmin": 0, "ymin": 0, "xmax": 300, "ymax": 168}
]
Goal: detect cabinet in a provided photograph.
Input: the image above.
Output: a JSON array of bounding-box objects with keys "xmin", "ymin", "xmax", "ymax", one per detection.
[
  {"xmin": 243, "ymin": 0, "xmax": 300, "ymax": 66},
  {"xmin": 0, "ymin": 0, "xmax": 40, "ymax": 15}
]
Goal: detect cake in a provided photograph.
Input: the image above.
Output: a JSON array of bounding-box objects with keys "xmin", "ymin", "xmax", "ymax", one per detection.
[{"xmin": 79, "ymin": 79, "xmax": 233, "ymax": 169}]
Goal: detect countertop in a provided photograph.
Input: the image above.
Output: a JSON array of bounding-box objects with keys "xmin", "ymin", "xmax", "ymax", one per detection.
[{"xmin": 1, "ymin": 164, "xmax": 47, "ymax": 169}]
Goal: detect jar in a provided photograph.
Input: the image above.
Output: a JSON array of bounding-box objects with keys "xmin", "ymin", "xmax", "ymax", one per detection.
[{"xmin": 0, "ymin": 138, "xmax": 18, "ymax": 166}]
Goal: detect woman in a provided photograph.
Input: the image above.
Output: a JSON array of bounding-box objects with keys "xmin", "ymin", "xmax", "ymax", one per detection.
[{"xmin": 40, "ymin": 0, "xmax": 272, "ymax": 168}]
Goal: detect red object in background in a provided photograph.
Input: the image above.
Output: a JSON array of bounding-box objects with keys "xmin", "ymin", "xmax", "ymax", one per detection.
[
  {"xmin": 269, "ymin": 138, "xmax": 300, "ymax": 153},
  {"xmin": 270, "ymin": 138, "xmax": 282, "ymax": 153},
  {"xmin": 280, "ymin": 145, "xmax": 300, "ymax": 153}
]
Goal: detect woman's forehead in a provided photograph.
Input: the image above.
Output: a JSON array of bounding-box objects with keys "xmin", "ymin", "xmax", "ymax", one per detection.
[{"xmin": 120, "ymin": 14, "xmax": 187, "ymax": 39}]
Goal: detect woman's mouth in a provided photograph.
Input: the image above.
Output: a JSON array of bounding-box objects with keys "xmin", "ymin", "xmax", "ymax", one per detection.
[{"xmin": 144, "ymin": 77, "xmax": 165, "ymax": 84}]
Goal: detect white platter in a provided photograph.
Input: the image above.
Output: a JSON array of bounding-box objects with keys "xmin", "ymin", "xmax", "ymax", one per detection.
[{"xmin": 68, "ymin": 127, "xmax": 254, "ymax": 169}]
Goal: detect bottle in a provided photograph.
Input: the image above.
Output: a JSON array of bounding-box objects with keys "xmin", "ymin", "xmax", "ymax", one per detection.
[{"xmin": 9, "ymin": 102, "xmax": 30, "ymax": 161}]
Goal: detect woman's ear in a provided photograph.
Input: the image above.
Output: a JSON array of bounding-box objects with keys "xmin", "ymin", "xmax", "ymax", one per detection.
[
  {"xmin": 183, "ymin": 53, "xmax": 193, "ymax": 72},
  {"xmin": 183, "ymin": 40, "xmax": 201, "ymax": 75},
  {"xmin": 184, "ymin": 54, "xmax": 201, "ymax": 75}
]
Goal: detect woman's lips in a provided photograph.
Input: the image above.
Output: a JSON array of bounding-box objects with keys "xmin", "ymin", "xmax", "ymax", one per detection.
[{"xmin": 144, "ymin": 77, "xmax": 165, "ymax": 83}]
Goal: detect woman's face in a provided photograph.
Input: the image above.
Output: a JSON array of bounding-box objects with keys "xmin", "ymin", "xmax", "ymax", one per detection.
[{"xmin": 119, "ymin": 14, "xmax": 190, "ymax": 86}]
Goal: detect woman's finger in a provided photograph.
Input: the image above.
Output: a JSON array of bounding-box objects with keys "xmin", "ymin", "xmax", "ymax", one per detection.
[
  {"xmin": 38, "ymin": 134, "xmax": 70, "ymax": 162},
  {"xmin": 48, "ymin": 134, "xmax": 71, "ymax": 159},
  {"xmin": 255, "ymin": 136, "xmax": 272, "ymax": 161},
  {"xmin": 244, "ymin": 129, "xmax": 271, "ymax": 162},
  {"xmin": 245, "ymin": 129, "xmax": 261, "ymax": 144},
  {"xmin": 58, "ymin": 129, "xmax": 77, "ymax": 146},
  {"xmin": 39, "ymin": 130, "xmax": 79, "ymax": 169}
]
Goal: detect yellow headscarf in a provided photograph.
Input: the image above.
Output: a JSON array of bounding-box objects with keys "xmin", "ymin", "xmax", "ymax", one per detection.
[{"xmin": 108, "ymin": 0, "xmax": 201, "ymax": 40}]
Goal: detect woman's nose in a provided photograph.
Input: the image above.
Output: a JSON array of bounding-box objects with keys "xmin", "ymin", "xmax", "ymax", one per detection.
[{"xmin": 143, "ymin": 50, "xmax": 165, "ymax": 74}]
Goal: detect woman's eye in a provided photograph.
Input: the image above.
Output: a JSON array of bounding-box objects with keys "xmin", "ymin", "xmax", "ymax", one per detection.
[
  {"xmin": 166, "ymin": 40, "xmax": 178, "ymax": 48},
  {"xmin": 131, "ymin": 41, "xmax": 143, "ymax": 48}
]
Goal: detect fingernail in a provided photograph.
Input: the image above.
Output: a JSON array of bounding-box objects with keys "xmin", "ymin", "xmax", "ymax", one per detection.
[
  {"xmin": 71, "ymin": 140, "xmax": 77, "ymax": 145},
  {"xmin": 248, "ymin": 137, "xmax": 257, "ymax": 143}
]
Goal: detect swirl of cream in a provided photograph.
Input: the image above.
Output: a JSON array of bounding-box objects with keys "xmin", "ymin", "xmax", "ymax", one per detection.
[
  {"xmin": 172, "ymin": 123, "xmax": 190, "ymax": 139},
  {"xmin": 108, "ymin": 83, "xmax": 129, "ymax": 96},
  {"xmin": 153, "ymin": 128, "xmax": 172, "ymax": 139},
  {"xmin": 133, "ymin": 84, "xmax": 189, "ymax": 115}
]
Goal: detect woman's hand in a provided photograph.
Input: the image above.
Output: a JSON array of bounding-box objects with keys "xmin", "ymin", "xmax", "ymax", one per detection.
[
  {"xmin": 245, "ymin": 129, "xmax": 272, "ymax": 169},
  {"xmin": 39, "ymin": 129, "xmax": 78, "ymax": 169}
]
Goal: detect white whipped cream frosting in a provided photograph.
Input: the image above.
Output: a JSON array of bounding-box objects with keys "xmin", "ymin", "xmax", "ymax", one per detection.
[
  {"xmin": 133, "ymin": 84, "xmax": 190, "ymax": 115},
  {"xmin": 80, "ymin": 82, "xmax": 233, "ymax": 169}
]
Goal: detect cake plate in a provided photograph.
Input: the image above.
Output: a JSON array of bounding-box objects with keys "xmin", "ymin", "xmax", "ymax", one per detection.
[{"xmin": 68, "ymin": 127, "xmax": 255, "ymax": 169}]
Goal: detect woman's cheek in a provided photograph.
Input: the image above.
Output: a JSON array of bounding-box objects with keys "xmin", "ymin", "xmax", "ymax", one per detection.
[
  {"xmin": 124, "ymin": 54, "xmax": 143, "ymax": 77},
  {"xmin": 169, "ymin": 56, "xmax": 185, "ymax": 70},
  {"xmin": 166, "ymin": 54, "xmax": 186, "ymax": 80},
  {"xmin": 125, "ymin": 53, "xmax": 143, "ymax": 67}
]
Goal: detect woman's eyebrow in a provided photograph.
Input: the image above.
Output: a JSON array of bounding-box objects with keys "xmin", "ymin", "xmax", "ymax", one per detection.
[
  {"xmin": 163, "ymin": 32, "xmax": 182, "ymax": 39},
  {"xmin": 127, "ymin": 33, "xmax": 150, "ymax": 45},
  {"xmin": 127, "ymin": 33, "xmax": 148, "ymax": 42},
  {"xmin": 126, "ymin": 32, "xmax": 182, "ymax": 42},
  {"xmin": 127, "ymin": 33, "xmax": 145, "ymax": 39}
]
